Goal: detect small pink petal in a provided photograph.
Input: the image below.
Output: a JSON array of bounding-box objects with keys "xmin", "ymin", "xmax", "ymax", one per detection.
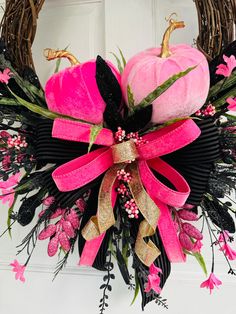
[
  {"xmin": 220, "ymin": 243, "xmax": 236, "ymax": 260},
  {"xmin": 47, "ymin": 234, "xmax": 59, "ymax": 257},
  {"xmin": 218, "ymin": 231, "xmax": 230, "ymax": 243},
  {"xmin": 38, "ymin": 224, "xmax": 57, "ymax": 240},
  {"xmin": 226, "ymin": 97, "xmax": 236, "ymax": 111},
  {"xmin": 179, "ymin": 232, "xmax": 194, "ymax": 251},
  {"xmin": 178, "ymin": 209, "xmax": 198, "ymax": 221},
  {"xmin": 42, "ymin": 196, "xmax": 55, "ymax": 206},
  {"xmin": 62, "ymin": 220, "xmax": 75, "ymax": 238},
  {"xmin": 200, "ymin": 273, "xmax": 222, "ymax": 294},
  {"xmin": 182, "ymin": 223, "xmax": 203, "ymax": 240},
  {"xmin": 58, "ymin": 232, "xmax": 71, "ymax": 251},
  {"xmin": 66, "ymin": 210, "xmax": 80, "ymax": 229}
]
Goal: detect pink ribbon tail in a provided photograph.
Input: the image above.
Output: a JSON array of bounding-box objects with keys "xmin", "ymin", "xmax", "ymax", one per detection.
[{"xmin": 79, "ymin": 181, "xmax": 118, "ymax": 266}]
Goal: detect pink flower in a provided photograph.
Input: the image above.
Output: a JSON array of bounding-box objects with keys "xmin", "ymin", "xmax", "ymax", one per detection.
[
  {"xmin": 200, "ymin": 273, "xmax": 222, "ymax": 294},
  {"xmin": 10, "ymin": 260, "xmax": 26, "ymax": 282},
  {"xmin": 0, "ymin": 68, "xmax": 12, "ymax": 84},
  {"xmin": 0, "ymin": 173, "xmax": 21, "ymax": 189},
  {"xmin": 0, "ymin": 173, "xmax": 21, "ymax": 207},
  {"xmin": 216, "ymin": 55, "xmax": 236, "ymax": 77},
  {"xmin": 218, "ymin": 231, "xmax": 230, "ymax": 243},
  {"xmin": 226, "ymin": 97, "xmax": 236, "ymax": 111},
  {"xmin": 144, "ymin": 263, "xmax": 162, "ymax": 294},
  {"xmin": 192, "ymin": 240, "xmax": 203, "ymax": 253},
  {"xmin": 42, "ymin": 196, "xmax": 55, "ymax": 206},
  {"xmin": 0, "ymin": 188, "xmax": 15, "ymax": 207},
  {"xmin": 220, "ymin": 243, "xmax": 236, "ymax": 260}
]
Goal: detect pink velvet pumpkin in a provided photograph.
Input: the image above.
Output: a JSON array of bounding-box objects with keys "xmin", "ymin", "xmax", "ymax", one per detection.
[
  {"xmin": 45, "ymin": 52, "xmax": 120, "ymax": 124},
  {"xmin": 121, "ymin": 22, "xmax": 210, "ymax": 124}
]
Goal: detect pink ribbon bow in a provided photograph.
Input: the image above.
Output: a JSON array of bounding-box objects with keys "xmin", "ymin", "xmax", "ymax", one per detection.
[{"xmin": 51, "ymin": 118, "xmax": 201, "ymax": 266}]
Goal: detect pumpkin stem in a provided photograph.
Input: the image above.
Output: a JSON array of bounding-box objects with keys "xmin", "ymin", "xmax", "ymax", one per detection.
[
  {"xmin": 160, "ymin": 18, "xmax": 185, "ymax": 58},
  {"xmin": 44, "ymin": 49, "xmax": 80, "ymax": 66}
]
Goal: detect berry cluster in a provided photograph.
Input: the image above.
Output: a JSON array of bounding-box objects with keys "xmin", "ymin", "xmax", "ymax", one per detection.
[{"xmin": 195, "ymin": 104, "xmax": 216, "ymax": 117}]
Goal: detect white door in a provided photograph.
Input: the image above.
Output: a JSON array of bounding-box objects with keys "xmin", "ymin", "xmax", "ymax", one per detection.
[{"xmin": 0, "ymin": 1, "xmax": 235, "ymax": 314}]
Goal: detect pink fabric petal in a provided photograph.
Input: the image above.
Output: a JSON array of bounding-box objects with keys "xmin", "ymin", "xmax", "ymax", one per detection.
[{"xmin": 10, "ymin": 259, "xmax": 26, "ymax": 283}]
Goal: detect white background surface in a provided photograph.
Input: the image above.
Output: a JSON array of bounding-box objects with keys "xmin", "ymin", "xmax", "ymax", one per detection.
[{"xmin": 0, "ymin": 1, "xmax": 235, "ymax": 314}]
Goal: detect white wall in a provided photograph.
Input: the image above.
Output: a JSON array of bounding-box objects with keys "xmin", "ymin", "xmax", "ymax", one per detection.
[{"xmin": 0, "ymin": 1, "xmax": 235, "ymax": 314}]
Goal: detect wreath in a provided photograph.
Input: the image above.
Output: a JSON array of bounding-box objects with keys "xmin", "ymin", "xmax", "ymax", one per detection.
[{"xmin": 0, "ymin": 5, "xmax": 235, "ymax": 313}]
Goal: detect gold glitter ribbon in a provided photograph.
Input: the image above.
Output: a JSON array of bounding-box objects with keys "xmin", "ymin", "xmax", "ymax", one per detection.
[
  {"xmin": 82, "ymin": 164, "xmax": 124, "ymax": 240},
  {"xmin": 127, "ymin": 163, "xmax": 161, "ymax": 266},
  {"xmin": 82, "ymin": 140, "xmax": 160, "ymax": 267},
  {"xmin": 111, "ymin": 140, "xmax": 139, "ymax": 164}
]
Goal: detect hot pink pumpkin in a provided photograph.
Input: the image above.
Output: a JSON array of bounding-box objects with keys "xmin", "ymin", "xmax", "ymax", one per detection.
[
  {"xmin": 45, "ymin": 51, "xmax": 120, "ymax": 124},
  {"xmin": 121, "ymin": 21, "xmax": 210, "ymax": 124}
]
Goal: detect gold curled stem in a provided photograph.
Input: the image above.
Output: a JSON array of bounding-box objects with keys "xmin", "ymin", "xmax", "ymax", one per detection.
[
  {"xmin": 44, "ymin": 48, "xmax": 80, "ymax": 66},
  {"xmin": 160, "ymin": 18, "xmax": 185, "ymax": 58}
]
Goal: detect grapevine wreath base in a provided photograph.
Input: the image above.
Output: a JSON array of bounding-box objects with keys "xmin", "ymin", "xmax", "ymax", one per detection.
[{"xmin": 0, "ymin": 17, "xmax": 235, "ymax": 312}]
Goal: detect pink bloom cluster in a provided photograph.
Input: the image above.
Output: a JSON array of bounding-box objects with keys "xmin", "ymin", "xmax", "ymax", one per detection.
[
  {"xmin": 38, "ymin": 207, "xmax": 80, "ymax": 257},
  {"xmin": 145, "ymin": 263, "xmax": 162, "ymax": 294},
  {"xmin": 216, "ymin": 55, "xmax": 236, "ymax": 77},
  {"xmin": 117, "ymin": 169, "xmax": 132, "ymax": 183},
  {"xmin": 195, "ymin": 104, "xmax": 216, "ymax": 117},
  {"xmin": 177, "ymin": 209, "xmax": 203, "ymax": 253}
]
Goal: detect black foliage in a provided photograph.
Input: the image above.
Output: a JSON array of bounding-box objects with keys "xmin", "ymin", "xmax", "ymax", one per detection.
[
  {"xmin": 202, "ymin": 196, "xmax": 235, "ymax": 233},
  {"xmin": 96, "ymin": 56, "xmax": 124, "ymax": 131},
  {"xmin": 22, "ymin": 66, "xmax": 41, "ymax": 89},
  {"xmin": 16, "ymin": 172, "xmax": 45, "ymax": 194},
  {"xmin": 207, "ymin": 164, "xmax": 236, "ymax": 198},
  {"xmin": 99, "ymin": 251, "xmax": 115, "ymax": 314},
  {"xmin": 123, "ymin": 105, "xmax": 153, "ymax": 133},
  {"xmin": 96, "ymin": 56, "xmax": 153, "ymax": 133},
  {"xmin": 17, "ymin": 191, "xmax": 44, "ymax": 226}
]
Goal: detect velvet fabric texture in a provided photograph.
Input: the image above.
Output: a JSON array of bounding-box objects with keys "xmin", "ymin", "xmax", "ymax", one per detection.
[
  {"xmin": 45, "ymin": 60, "xmax": 120, "ymax": 124},
  {"xmin": 121, "ymin": 44, "xmax": 210, "ymax": 124}
]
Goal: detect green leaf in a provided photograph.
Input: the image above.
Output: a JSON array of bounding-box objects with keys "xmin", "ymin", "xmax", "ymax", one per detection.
[
  {"xmin": 184, "ymin": 249, "xmax": 207, "ymax": 276},
  {"xmin": 130, "ymin": 273, "xmax": 140, "ymax": 306},
  {"xmin": 54, "ymin": 45, "xmax": 70, "ymax": 73},
  {"xmin": 118, "ymin": 47, "xmax": 126, "ymax": 68},
  {"xmin": 127, "ymin": 85, "xmax": 135, "ymax": 109},
  {"xmin": 7, "ymin": 87, "xmax": 94, "ymax": 124},
  {"xmin": 193, "ymin": 252, "xmax": 208, "ymax": 276},
  {"xmin": 137, "ymin": 65, "xmax": 197, "ymax": 109},
  {"xmin": 208, "ymin": 72, "xmax": 236, "ymax": 101},
  {"xmin": 7, "ymin": 194, "xmax": 18, "ymax": 238},
  {"xmin": 110, "ymin": 52, "xmax": 123, "ymax": 73},
  {"xmin": 88, "ymin": 124, "xmax": 103, "ymax": 152},
  {"xmin": 211, "ymin": 89, "xmax": 236, "ymax": 108}
]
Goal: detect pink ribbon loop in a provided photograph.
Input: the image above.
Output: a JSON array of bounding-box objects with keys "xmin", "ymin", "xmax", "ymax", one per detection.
[
  {"xmin": 139, "ymin": 158, "xmax": 190, "ymax": 262},
  {"xmin": 52, "ymin": 147, "xmax": 113, "ymax": 192},
  {"xmin": 53, "ymin": 118, "xmax": 114, "ymax": 146},
  {"xmin": 51, "ymin": 118, "xmax": 201, "ymax": 265},
  {"xmin": 138, "ymin": 119, "xmax": 201, "ymax": 160}
]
